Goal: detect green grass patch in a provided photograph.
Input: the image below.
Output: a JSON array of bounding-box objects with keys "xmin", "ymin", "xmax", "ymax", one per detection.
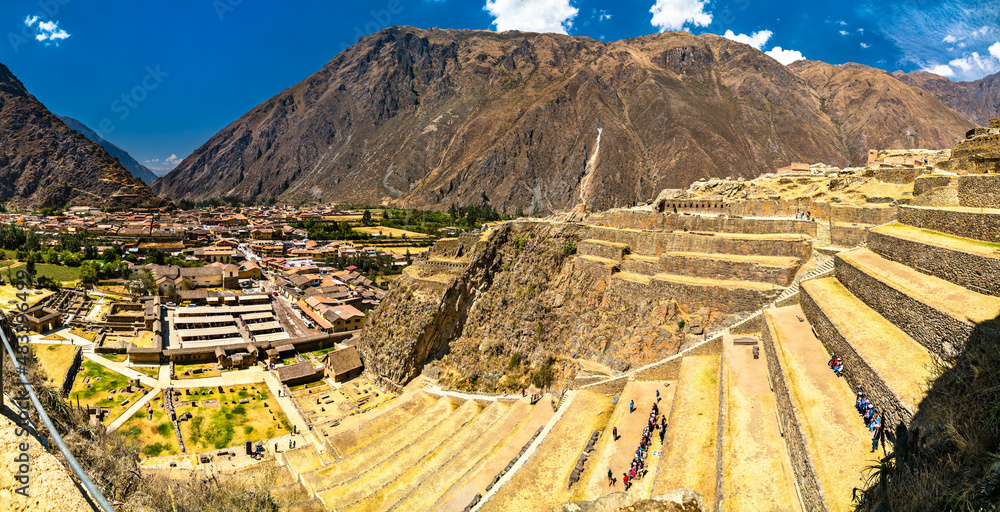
[
  {"xmin": 5, "ymin": 262, "xmax": 83, "ymax": 283},
  {"xmin": 177, "ymin": 386, "xmax": 290, "ymax": 453}
]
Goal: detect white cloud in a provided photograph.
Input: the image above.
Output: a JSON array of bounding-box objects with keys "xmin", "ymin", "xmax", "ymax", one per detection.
[
  {"xmin": 649, "ymin": 0, "xmax": 712, "ymax": 32},
  {"xmin": 973, "ymin": 26, "xmax": 991, "ymax": 37},
  {"xmin": 24, "ymin": 16, "xmax": 71, "ymax": 44},
  {"xmin": 990, "ymin": 42, "xmax": 1000, "ymax": 61},
  {"xmin": 947, "ymin": 52, "xmax": 997, "ymax": 75},
  {"xmin": 860, "ymin": 42, "xmax": 870, "ymax": 49},
  {"xmin": 722, "ymin": 29, "xmax": 772, "ymax": 50},
  {"xmin": 923, "ymin": 64, "xmax": 955, "ymax": 77},
  {"xmin": 838, "ymin": 20, "xmax": 847, "ymax": 26},
  {"xmin": 839, "ymin": 30, "xmax": 849, "ymax": 36},
  {"xmin": 943, "ymin": 34, "xmax": 959, "ymax": 43},
  {"xmin": 596, "ymin": 9, "xmax": 612, "ymax": 21},
  {"xmin": 484, "ymin": 0, "xmax": 579, "ymax": 34},
  {"xmin": 857, "ymin": 28, "xmax": 864, "ymax": 34},
  {"xmin": 765, "ymin": 46, "xmax": 805, "ymax": 65},
  {"xmin": 164, "ymin": 154, "xmax": 183, "ymax": 166}
]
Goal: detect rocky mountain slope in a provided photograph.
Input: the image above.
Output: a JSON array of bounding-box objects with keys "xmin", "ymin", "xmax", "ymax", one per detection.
[
  {"xmin": 154, "ymin": 26, "xmax": 972, "ymax": 213},
  {"xmin": 0, "ymin": 63, "xmax": 165, "ymax": 210},
  {"xmin": 57, "ymin": 116, "xmax": 159, "ymax": 185},
  {"xmin": 894, "ymin": 69, "xmax": 1000, "ymax": 127}
]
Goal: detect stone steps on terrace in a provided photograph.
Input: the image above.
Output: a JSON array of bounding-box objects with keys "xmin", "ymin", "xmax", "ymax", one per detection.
[
  {"xmin": 318, "ymin": 399, "xmax": 483, "ymax": 510},
  {"xmin": 573, "ymin": 380, "xmax": 674, "ymax": 501},
  {"xmin": 720, "ymin": 334, "xmax": 801, "ymax": 511},
  {"xmin": 324, "ymin": 391, "xmax": 437, "ymax": 458},
  {"xmin": 478, "ymin": 391, "xmax": 614, "ymax": 512},
  {"xmin": 898, "ymin": 204, "xmax": 1000, "ymax": 244},
  {"xmin": 651, "ymin": 355, "xmax": 722, "ymax": 503},
  {"xmin": 349, "ymin": 401, "xmax": 509, "ymax": 512},
  {"xmin": 867, "ymin": 222, "xmax": 1000, "ymax": 296},
  {"xmin": 800, "ymin": 277, "xmax": 936, "ymax": 427},
  {"xmin": 763, "ymin": 305, "xmax": 872, "ymax": 512},
  {"xmin": 428, "ymin": 396, "xmax": 555, "ymax": 512},
  {"xmin": 299, "ymin": 396, "xmax": 457, "ymax": 494},
  {"xmin": 836, "ymin": 248, "xmax": 1000, "ymax": 357}
]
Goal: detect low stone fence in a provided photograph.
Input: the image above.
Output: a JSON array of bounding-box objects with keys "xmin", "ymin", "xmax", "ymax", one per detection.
[{"xmin": 761, "ymin": 311, "xmax": 826, "ymax": 511}]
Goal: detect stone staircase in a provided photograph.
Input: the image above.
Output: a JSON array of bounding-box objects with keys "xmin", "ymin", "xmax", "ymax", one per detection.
[{"xmin": 760, "ymin": 193, "xmax": 1000, "ymax": 510}]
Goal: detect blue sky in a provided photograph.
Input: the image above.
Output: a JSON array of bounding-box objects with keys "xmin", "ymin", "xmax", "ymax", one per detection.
[{"xmin": 2, "ymin": 0, "xmax": 997, "ymax": 173}]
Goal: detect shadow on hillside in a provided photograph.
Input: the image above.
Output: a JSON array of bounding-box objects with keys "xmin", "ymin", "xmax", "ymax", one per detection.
[{"xmin": 853, "ymin": 314, "xmax": 1000, "ymax": 512}]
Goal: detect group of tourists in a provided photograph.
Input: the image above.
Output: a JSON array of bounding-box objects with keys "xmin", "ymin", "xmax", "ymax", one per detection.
[
  {"xmin": 795, "ymin": 211, "xmax": 813, "ymax": 221},
  {"xmin": 609, "ymin": 394, "xmax": 666, "ymax": 491},
  {"xmin": 827, "ymin": 353, "xmax": 844, "ymax": 377},
  {"xmin": 855, "ymin": 387, "xmax": 884, "ymax": 452}
]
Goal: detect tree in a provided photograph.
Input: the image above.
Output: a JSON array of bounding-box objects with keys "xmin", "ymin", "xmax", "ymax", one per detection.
[
  {"xmin": 25, "ymin": 255, "xmax": 36, "ymax": 278},
  {"xmin": 362, "ymin": 210, "xmax": 373, "ymax": 226},
  {"xmin": 164, "ymin": 284, "xmax": 179, "ymax": 302},
  {"xmin": 382, "ymin": 209, "xmax": 389, "ymax": 221},
  {"xmin": 146, "ymin": 247, "xmax": 165, "ymax": 265},
  {"xmin": 79, "ymin": 263, "xmax": 97, "ymax": 284},
  {"xmin": 102, "ymin": 248, "xmax": 119, "ymax": 262},
  {"xmin": 405, "ymin": 249, "xmax": 412, "ymax": 265}
]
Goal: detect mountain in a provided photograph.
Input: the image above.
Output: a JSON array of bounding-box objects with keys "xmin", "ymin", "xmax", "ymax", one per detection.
[
  {"xmin": 0, "ymin": 63, "xmax": 165, "ymax": 210},
  {"xmin": 154, "ymin": 27, "xmax": 974, "ymax": 213},
  {"xmin": 790, "ymin": 61, "xmax": 975, "ymax": 154},
  {"xmin": 56, "ymin": 116, "xmax": 160, "ymax": 185},
  {"xmin": 893, "ymin": 69, "xmax": 1000, "ymax": 127}
]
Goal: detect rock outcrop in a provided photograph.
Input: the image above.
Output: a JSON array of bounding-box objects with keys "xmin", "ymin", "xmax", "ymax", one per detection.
[
  {"xmin": 155, "ymin": 26, "xmax": 972, "ymax": 213},
  {"xmin": 0, "ymin": 63, "xmax": 165, "ymax": 210},
  {"xmin": 895, "ymin": 69, "xmax": 1000, "ymax": 127}
]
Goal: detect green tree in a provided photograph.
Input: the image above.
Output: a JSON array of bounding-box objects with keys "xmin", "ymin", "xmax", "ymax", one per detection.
[
  {"xmin": 25, "ymin": 254, "xmax": 36, "ymax": 278},
  {"xmin": 102, "ymin": 248, "xmax": 119, "ymax": 262},
  {"xmin": 362, "ymin": 209, "xmax": 373, "ymax": 226},
  {"xmin": 146, "ymin": 247, "xmax": 165, "ymax": 265},
  {"xmin": 79, "ymin": 263, "xmax": 97, "ymax": 284}
]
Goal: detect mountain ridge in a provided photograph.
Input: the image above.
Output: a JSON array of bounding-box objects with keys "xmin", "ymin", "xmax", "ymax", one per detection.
[
  {"xmin": 57, "ymin": 115, "xmax": 160, "ymax": 186},
  {"xmin": 153, "ymin": 26, "xmax": 975, "ymax": 212},
  {"xmin": 0, "ymin": 62, "xmax": 166, "ymax": 210}
]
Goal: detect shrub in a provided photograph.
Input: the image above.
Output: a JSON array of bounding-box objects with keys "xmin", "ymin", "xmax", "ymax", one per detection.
[
  {"xmin": 508, "ymin": 353, "xmax": 521, "ymax": 369},
  {"xmin": 512, "ymin": 236, "xmax": 526, "ymax": 251},
  {"xmin": 156, "ymin": 422, "xmax": 173, "ymax": 437},
  {"xmin": 678, "ymin": 320, "xmax": 685, "ymax": 329},
  {"xmin": 561, "ymin": 241, "xmax": 577, "ymax": 257}
]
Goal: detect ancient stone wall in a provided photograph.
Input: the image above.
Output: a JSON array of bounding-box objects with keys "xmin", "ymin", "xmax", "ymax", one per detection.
[
  {"xmin": 577, "ymin": 239, "xmax": 629, "ymax": 261},
  {"xmin": 834, "ymin": 256, "xmax": 972, "ymax": 359},
  {"xmin": 873, "ymin": 168, "xmax": 920, "ymax": 184},
  {"xmin": 867, "ymin": 228, "xmax": 1000, "ymax": 296},
  {"xmin": 899, "ymin": 205, "xmax": 1000, "ymax": 243},
  {"xmin": 573, "ymin": 256, "xmax": 617, "ymax": 281},
  {"xmin": 957, "ymin": 174, "xmax": 1000, "ymax": 208},
  {"xmin": 830, "ymin": 205, "xmax": 897, "ymax": 225},
  {"xmin": 761, "ymin": 312, "xmax": 826, "ymax": 512},
  {"xmin": 585, "ymin": 226, "xmax": 813, "ymax": 260},
  {"xmin": 799, "ymin": 286, "xmax": 914, "ymax": 429},
  {"xmin": 609, "ymin": 274, "xmax": 782, "ymax": 316},
  {"xmin": 658, "ymin": 254, "xmax": 798, "ymax": 286},
  {"xmin": 830, "ymin": 224, "xmax": 869, "ymax": 247},
  {"xmin": 589, "ymin": 210, "xmax": 817, "ymax": 236},
  {"xmin": 913, "ymin": 175, "xmax": 954, "ymax": 196}
]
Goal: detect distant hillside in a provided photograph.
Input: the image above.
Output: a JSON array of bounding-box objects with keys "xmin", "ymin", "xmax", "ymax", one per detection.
[
  {"xmin": 0, "ymin": 62, "xmax": 166, "ymax": 210},
  {"xmin": 894, "ymin": 69, "xmax": 1000, "ymax": 126},
  {"xmin": 57, "ymin": 116, "xmax": 159, "ymax": 185},
  {"xmin": 154, "ymin": 26, "xmax": 974, "ymax": 213}
]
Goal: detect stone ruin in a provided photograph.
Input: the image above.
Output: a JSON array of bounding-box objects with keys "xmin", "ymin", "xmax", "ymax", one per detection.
[{"xmin": 936, "ymin": 117, "xmax": 1000, "ymax": 173}]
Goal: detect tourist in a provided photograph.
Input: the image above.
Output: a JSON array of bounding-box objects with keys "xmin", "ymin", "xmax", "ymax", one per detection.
[
  {"xmin": 623, "ymin": 472, "xmax": 629, "ymax": 491},
  {"xmin": 613, "ymin": 426, "xmax": 619, "ymax": 441},
  {"xmin": 871, "ymin": 421, "xmax": 883, "ymax": 452},
  {"xmin": 608, "ymin": 468, "xmax": 614, "ymax": 486},
  {"xmin": 828, "ymin": 353, "xmax": 837, "ymax": 368},
  {"xmin": 629, "ymin": 399, "xmax": 635, "ymax": 413},
  {"xmin": 834, "ymin": 361, "xmax": 844, "ymax": 377}
]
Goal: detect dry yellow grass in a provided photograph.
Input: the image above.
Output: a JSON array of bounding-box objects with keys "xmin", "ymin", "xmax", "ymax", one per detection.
[
  {"xmin": 766, "ymin": 306, "xmax": 872, "ymax": 512},
  {"xmin": 802, "ymin": 278, "xmax": 936, "ymax": 410},
  {"xmin": 872, "ymin": 222, "xmax": 1000, "ymax": 256},
  {"xmin": 354, "ymin": 226, "xmax": 430, "ymax": 238},
  {"xmin": 0, "ymin": 284, "xmax": 53, "ymax": 312},
  {"xmin": 840, "ymin": 248, "xmax": 1000, "ymax": 323},
  {"xmin": 652, "ymin": 355, "xmax": 720, "ymax": 501},
  {"xmin": 480, "ymin": 390, "xmax": 613, "ymax": 512},
  {"xmin": 31, "ymin": 344, "xmax": 78, "ymax": 385},
  {"xmin": 722, "ymin": 338, "xmax": 800, "ymax": 511},
  {"xmin": 327, "ymin": 392, "xmax": 437, "ymax": 457}
]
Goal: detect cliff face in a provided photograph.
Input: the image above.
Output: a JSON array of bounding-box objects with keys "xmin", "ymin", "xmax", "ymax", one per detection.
[
  {"xmin": 359, "ymin": 221, "xmax": 723, "ymax": 391},
  {"xmin": 155, "ymin": 26, "xmax": 969, "ymax": 214},
  {"xmin": 788, "ymin": 61, "xmax": 975, "ymax": 162},
  {"xmin": 0, "ymin": 63, "xmax": 165, "ymax": 210},
  {"xmin": 894, "ymin": 69, "xmax": 1000, "ymax": 127}
]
